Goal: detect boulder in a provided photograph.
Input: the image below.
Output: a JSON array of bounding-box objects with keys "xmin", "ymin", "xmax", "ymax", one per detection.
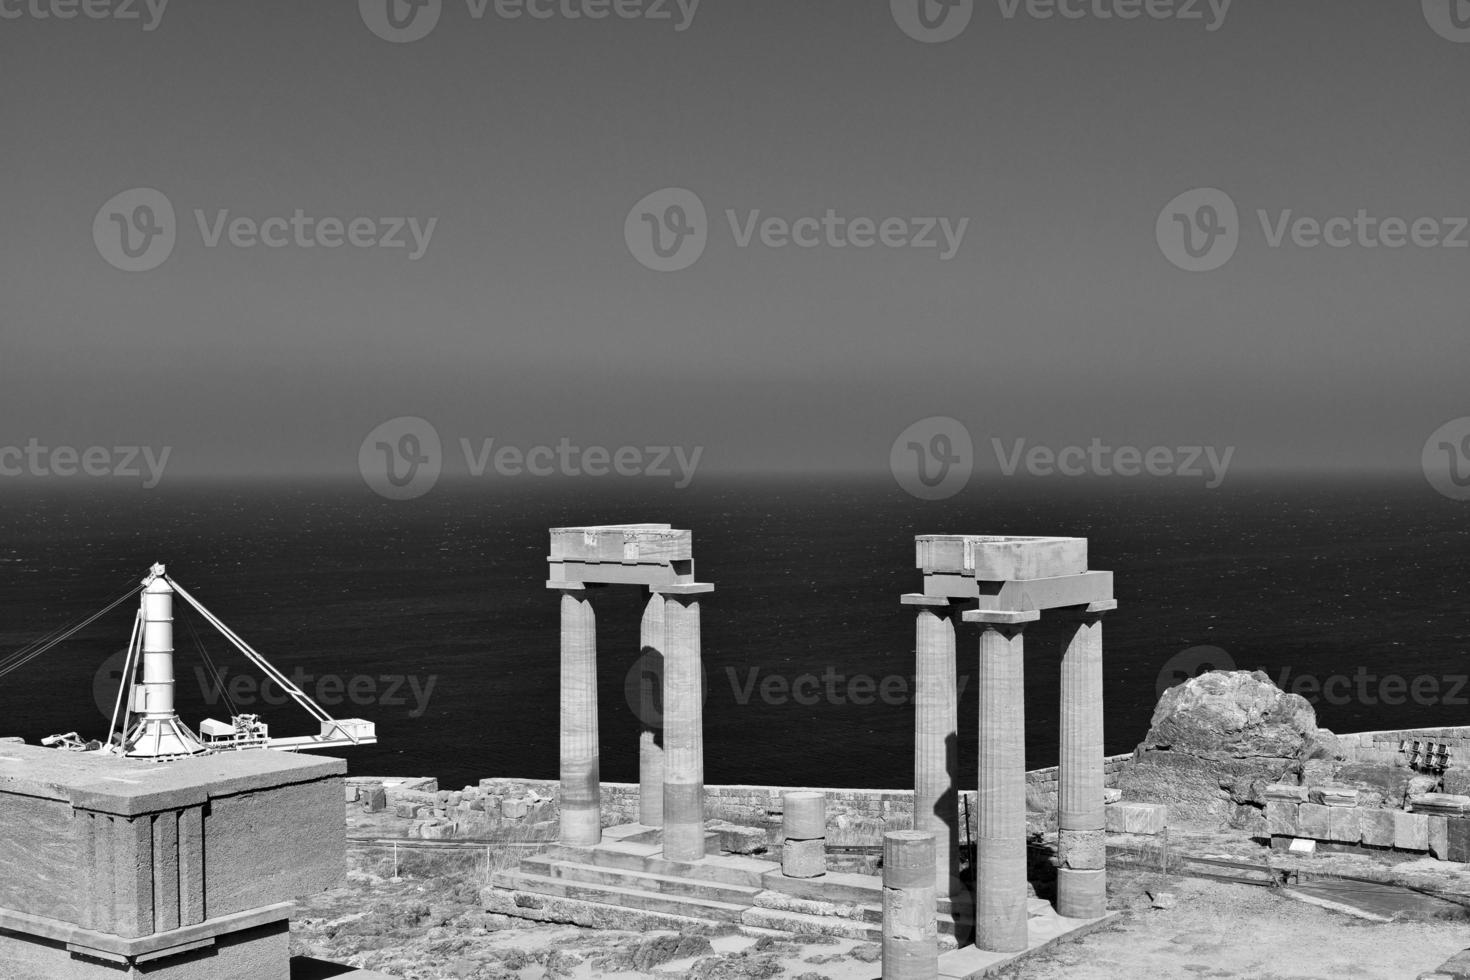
[{"xmin": 1119, "ymin": 670, "xmax": 1345, "ymax": 826}]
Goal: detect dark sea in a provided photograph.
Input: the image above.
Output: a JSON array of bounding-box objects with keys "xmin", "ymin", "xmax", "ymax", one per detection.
[{"xmin": 1, "ymin": 475, "xmax": 1466, "ymax": 792}]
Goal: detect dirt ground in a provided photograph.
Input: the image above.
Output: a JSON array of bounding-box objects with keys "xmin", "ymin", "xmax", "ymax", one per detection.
[
  {"xmin": 1002, "ymin": 871, "xmax": 1470, "ymax": 980},
  {"xmin": 297, "ymin": 830, "xmax": 1470, "ymax": 979}
]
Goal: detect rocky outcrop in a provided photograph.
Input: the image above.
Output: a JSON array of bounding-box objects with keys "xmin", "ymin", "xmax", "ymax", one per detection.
[{"xmin": 1119, "ymin": 670, "xmax": 1344, "ymax": 828}]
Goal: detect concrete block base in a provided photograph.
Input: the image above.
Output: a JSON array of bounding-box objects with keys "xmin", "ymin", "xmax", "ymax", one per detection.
[{"xmin": 0, "ymin": 916, "xmax": 288, "ymax": 980}]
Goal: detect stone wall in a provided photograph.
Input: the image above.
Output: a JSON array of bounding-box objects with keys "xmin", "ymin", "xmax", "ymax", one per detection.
[{"xmin": 356, "ymin": 756, "xmax": 1134, "ymax": 843}]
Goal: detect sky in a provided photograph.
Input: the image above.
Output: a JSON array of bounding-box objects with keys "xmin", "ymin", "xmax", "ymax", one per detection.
[{"xmin": 2, "ymin": 0, "xmax": 1468, "ymax": 479}]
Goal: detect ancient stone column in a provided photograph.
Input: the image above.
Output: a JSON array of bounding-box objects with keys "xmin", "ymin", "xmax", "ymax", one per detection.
[
  {"xmin": 559, "ymin": 589, "xmax": 600, "ymax": 847},
  {"xmin": 781, "ymin": 791, "xmax": 827, "ymax": 878},
  {"xmin": 911, "ymin": 598, "xmax": 960, "ymax": 905},
  {"xmin": 662, "ymin": 591, "xmax": 706, "ymax": 862},
  {"xmin": 883, "ymin": 830, "xmax": 939, "ymax": 980},
  {"xmin": 638, "ymin": 590, "xmax": 665, "ymax": 828},
  {"xmin": 1056, "ymin": 603, "xmax": 1113, "ymax": 919},
  {"xmin": 976, "ymin": 619, "xmax": 1030, "ymax": 953}
]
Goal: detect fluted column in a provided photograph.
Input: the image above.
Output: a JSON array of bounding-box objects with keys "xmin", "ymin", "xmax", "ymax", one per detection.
[
  {"xmin": 559, "ymin": 589, "xmax": 600, "ymax": 847},
  {"xmin": 883, "ymin": 831, "xmax": 939, "ymax": 980},
  {"xmin": 909, "ymin": 597, "xmax": 960, "ymax": 906},
  {"xmin": 975, "ymin": 617, "xmax": 1032, "ymax": 953},
  {"xmin": 662, "ymin": 590, "xmax": 708, "ymax": 862},
  {"xmin": 1057, "ymin": 602, "xmax": 1113, "ymax": 919},
  {"xmin": 638, "ymin": 590, "xmax": 666, "ymax": 828}
]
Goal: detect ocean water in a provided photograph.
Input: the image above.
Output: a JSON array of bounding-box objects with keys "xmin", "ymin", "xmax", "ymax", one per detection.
[{"xmin": 0, "ymin": 475, "xmax": 1466, "ymax": 793}]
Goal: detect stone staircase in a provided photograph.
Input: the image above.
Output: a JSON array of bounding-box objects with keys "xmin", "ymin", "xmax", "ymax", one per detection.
[{"xmin": 484, "ymin": 824, "xmax": 974, "ymax": 945}]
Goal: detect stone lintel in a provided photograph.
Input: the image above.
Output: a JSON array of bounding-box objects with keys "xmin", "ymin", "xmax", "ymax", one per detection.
[
  {"xmin": 653, "ymin": 582, "xmax": 715, "ymax": 596},
  {"xmin": 3, "ymin": 901, "xmax": 293, "ymax": 960},
  {"xmin": 547, "ymin": 560, "xmax": 696, "ymax": 588},
  {"xmin": 900, "ymin": 593, "xmax": 953, "ymax": 607},
  {"xmin": 922, "ymin": 570, "xmax": 1113, "ymax": 610},
  {"xmin": 962, "ymin": 609, "xmax": 1041, "ymax": 625}
]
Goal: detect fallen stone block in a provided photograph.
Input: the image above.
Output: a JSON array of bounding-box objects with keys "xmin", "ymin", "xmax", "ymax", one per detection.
[
  {"xmin": 502, "ymin": 799, "xmax": 530, "ymax": 819},
  {"xmin": 1264, "ymin": 783, "xmax": 1309, "ymax": 803},
  {"xmin": 1393, "ymin": 810, "xmax": 1430, "ymax": 851},
  {"xmin": 1105, "ymin": 802, "xmax": 1168, "ymax": 835},
  {"xmin": 1266, "ymin": 800, "xmax": 1300, "ymax": 837},
  {"xmin": 1429, "ymin": 815, "xmax": 1450, "ymax": 860},
  {"xmin": 1298, "ymin": 803, "xmax": 1331, "ymax": 841},
  {"xmin": 1360, "ymin": 808, "xmax": 1395, "ymax": 848},
  {"xmin": 363, "ymin": 786, "xmax": 387, "ymax": 813},
  {"xmin": 708, "ymin": 821, "xmax": 768, "ymax": 855},
  {"xmin": 1328, "ymin": 806, "xmax": 1360, "ymax": 844},
  {"xmin": 1445, "ymin": 816, "xmax": 1470, "ymax": 863},
  {"xmin": 1310, "ymin": 785, "xmax": 1359, "ymax": 808}
]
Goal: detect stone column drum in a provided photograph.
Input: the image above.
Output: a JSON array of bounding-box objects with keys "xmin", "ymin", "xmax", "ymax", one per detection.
[
  {"xmin": 638, "ymin": 590, "xmax": 665, "ymax": 828},
  {"xmin": 882, "ymin": 830, "xmax": 939, "ymax": 980},
  {"xmin": 976, "ymin": 621, "xmax": 1030, "ymax": 953},
  {"xmin": 781, "ymin": 791, "xmax": 827, "ymax": 878},
  {"xmin": 911, "ymin": 600, "xmax": 960, "ymax": 904},
  {"xmin": 559, "ymin": 589, "xmax": 601, "ymax": 847},
  {"xmin": 661, "ymin": 592, "xmax": 706, "ymax": 862},
  {"xmin": 1056, "ymin": 607, "xmax": 1110, "ymax": 919}
]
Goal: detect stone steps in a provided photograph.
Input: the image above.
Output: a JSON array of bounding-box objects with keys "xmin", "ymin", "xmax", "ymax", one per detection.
[
  {"xmin": 543, "ymin": 843, "xmax": 776, "ymax": 888},
  {"xmin": 518, "ymin": 855, "xmax": 763, "ymax": 905},
  {"xmin": 498, "ymin": 870, "xmax": 753, "ymax": 924}
]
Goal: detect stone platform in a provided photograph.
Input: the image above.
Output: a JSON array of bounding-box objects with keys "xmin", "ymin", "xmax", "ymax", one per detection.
[{"xmin": 487, "ymin": 824, "xmax": 981, "ymax": 946}]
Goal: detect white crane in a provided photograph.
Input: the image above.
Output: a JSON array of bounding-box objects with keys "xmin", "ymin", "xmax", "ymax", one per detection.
[{"xmin": 17, "ymin": 563, "xmax": 377, "ymax": 758}]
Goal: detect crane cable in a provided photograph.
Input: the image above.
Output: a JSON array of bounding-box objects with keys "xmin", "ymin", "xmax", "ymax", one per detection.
[
  {"xmin": 0, "ymin": 584, "xmax": 143, "ymax": 682},
  {"xmin": 183, "ymin": 603, "xmax": 241, "ymax": 719}
]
